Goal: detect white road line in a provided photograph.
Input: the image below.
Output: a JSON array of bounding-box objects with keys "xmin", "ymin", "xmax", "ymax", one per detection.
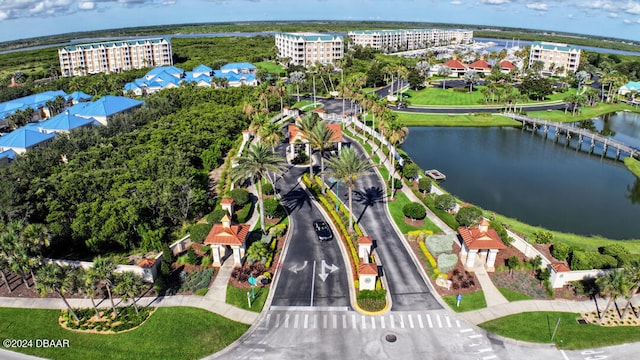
[
  {"xmin": 436, "ymin": 314, "xmax": 442, "ymax": 328},
  {"xmin": 399, "ymin": 314, "xmax": 405, "ymax": 328},
  {"xmin": 417, "ymin": 314, "xmax": 424, "ymax": 329},
  {"xmin": 408, "ymin": 314, "xmax": 414, "ymax": 328},
  {"xmin": 380, "ymin": 316, "xmax": 386, "ymax": 329},
  {"xmin": 456, "ymin": 320, "xmax": 461, "ymax": 328},
  {"xmin": 460, "ymin": 328, "xmax": 473, "ymax": 333},
  {"xmin": 333, "ymin": 314, "xmax": 337, "ymax": 329},
  {"xmin": 275, "ymin": 314, "xmax": 281, "ymax": 328},
  {"xmin": 478, "ymin": 348, "xmax": 492, "ymax": 353},
  {"xmin": 445, "ymin": 314, "xmax": 451, "ymax": 328},
  {"xmin": 469, "ymin": 343, "xmax": 482, "ymax": 347},
  {"xmin": 304, "ymin": 314, "xmax": 308, "ymax": 329},
  {"xmin": 265, "ymin": 314, "xmax": 271, "ymax": 328},
  {"xmin": 390, "ymin": 315, "xmax": 395, "ymax": 328},
  {"xmin": 559, "ymin": 350, "xmax": 570, "ymax": 360},
  {"xmin": 482, "ymin": 355, "xmax": 497, "ymax": 360},
  {"xmin": 352, "ymin": 314, "xmax": 357, "ymax": 329},
  {"xmin": 323, "ymin": 314, "xmax": 328, "ymax": 329},
  {"xmin": 284, "ymin": 315, "xmax": 290, "ymax": 328},
  {"xmin": 469, "ymin": 334, "xmax": 482, "ymax": 339},
  {"xmin": 313, "ymin": 314, "xmax": 318, "ymax": 329},
  {"xmin": 426, "ymin": 314, "xmax": 433, "ymax": 328},
  {"xmin": 342, "ymin": 314, "xmax": 347, "ymax": 329},
  {"xmin": 310, "ymin": 261, "xmax": 316, "ymax": 306},
  {"xmin": 294, "ymin": 314, "xmax": 299, "ymax": 328},
  {"xmin": 371, "ymin": 317, "xmax": 376, "ymax": 329},
  {"xmin": 362, "ymin": 315, "xmax": 366, "ymax": 329}
]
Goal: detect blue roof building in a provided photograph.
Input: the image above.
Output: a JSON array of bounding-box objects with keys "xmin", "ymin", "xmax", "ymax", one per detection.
[
  {"xmin": 0, "ymin": 127, "xmax": 55, "ymax": 155},
  {"xmin": 0, "ymin": 149, "xmax": 16, "ymax": 164},
  {"xmin": 36, "ymin": 111, "xmax": 97, "ymax": 134},
  {"xmin": 68, "ymin": 96, "xmax": 144, "ymax": 125},
  {"xmin": 0, "ymin": 90, "xmax": 69, "ymax": 121},
  {"xmin": 68, "ymin": 91, "xmax": 92, "ymax": 104},
  {"xmin": 220, "ymin": 62, "xmax": 257, "ymax": 74}
]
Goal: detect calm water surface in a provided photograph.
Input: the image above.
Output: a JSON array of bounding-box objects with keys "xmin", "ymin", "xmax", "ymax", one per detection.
[{"xmin": 401, "ymin": 112, "xmax": 640, "ymax": 240}]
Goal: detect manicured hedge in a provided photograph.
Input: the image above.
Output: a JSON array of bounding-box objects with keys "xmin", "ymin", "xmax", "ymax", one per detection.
[
  {"xmin": 403, "ymin": 202, "xmax": 426, "ymax": 220},
  {"xmin": 190, "ymin": 223, "xmax": 214, "ymax": 243}
]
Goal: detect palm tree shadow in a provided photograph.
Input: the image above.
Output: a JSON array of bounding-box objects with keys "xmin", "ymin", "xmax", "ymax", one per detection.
[
  {"xmin": 280, "ymin": 183, "xmax": 312, "ymax": 213},
  {"xmin": 353, "ymin": 186, "xmax": 385, "ymax": 224}
]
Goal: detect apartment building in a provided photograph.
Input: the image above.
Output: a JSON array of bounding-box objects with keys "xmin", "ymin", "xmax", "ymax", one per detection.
[
  {"xmin": 59, "ymin": 38, "xmax": 173, "ymax": 77},
  {"xmin": 275, "ymin": 33, "xmax": 344, "ymax": 67},
  {"xmin": 528, "ymin": 41, "xmax": 581, "ymax": 76},
  {"xmin": 348, "ymin": 29, "xmax": 473, "ymax": 52}
]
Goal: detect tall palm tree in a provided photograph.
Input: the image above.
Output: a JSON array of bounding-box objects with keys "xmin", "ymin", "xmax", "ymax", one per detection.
[
  {"xmin": 383, "ymin": 119, "xmax": 409, "ymax": 196},
  {"xmin": 620, "ymin": 259, "xmax": 640, "ymax": 319},
  {"xmin": 78, "ymin": 269, "xmax": 101, "ymax": 319},
  {"xmin": 36, "ymin": 263, "xmax": 80, "ymax": 323},
  {"xmin": 297, "ymin": 114, "xmax": 320, "ymax": 178},
  {"xmin": 259, "ymin": 122, "xmax": 284, "ymax": 152},
  {"xmin": 114, "ymin": 271, "xmax": 144, "ymax": 314},
  {"xmin": 307, "ymin": 122, "xmax": 336, "ymax": 194},
  {"xmin": 437, "ymin": 66, "xmax": 452, "ymax": 90},
  {"xmin": 289, "ymin": 71, "xmax": 306, "ymax": 102},
  {"xmin": 90, "ymin": 256, "xmax": 118, "ymax": 317},
  {"xmin": 325, "ymin": 147, "xmax": 374, "ymax": 231},
  {"xmin": 231, "ymin": 143, "xmax": 287, "ymax": 234},
  {"xmin": 596, "ymin": 269, "xmax": 626, "ymax": 323},
  {"xmin": 21, "ymin": 223, "xmax": 50, "ymax": 289}
]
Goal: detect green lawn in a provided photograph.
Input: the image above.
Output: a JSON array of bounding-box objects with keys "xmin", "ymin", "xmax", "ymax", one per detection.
[
  {"xmin": 388, "ymin": 191, "xmax": 441, "ymax": 234},
  {"xmin": 498, "ymin": 287, "xmax": 534, "ymax": 301},
  {"xmin": 624, "ymin": 157, "xmax": 640, "ymax": 178},
  {"xmin": 254, "ymin": 61, "xmax": 284, "ymax": 75},
  {"xmin": 442, "ymin": 291, "xmax": 487, "ymax": 312},
  {"xmin": 405, "ymin": 87, "xmax": 486, "ymax": 106},
  {"xmin": 479, "ymin": 312, "xmax": 640, "ymax": 349},
  {"xmin": 0, "ymin": 307, "xmax": 248, "ymax": 360},
  {"xmin": 396, "ymin": 112, "xmax": 520, "ymax": 127},
  {"xmin": 527, "ymin": 103, "xmax": 640, "ymax": 123},
  {"xmin": 226, "ymin": 284, "xmax": 268, "ymax": 312}
]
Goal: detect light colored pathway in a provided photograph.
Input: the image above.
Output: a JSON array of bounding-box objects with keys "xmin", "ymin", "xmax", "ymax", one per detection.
[{"xmin": 473, "ymin": 263, "xmax": 509, "ymax": 307}]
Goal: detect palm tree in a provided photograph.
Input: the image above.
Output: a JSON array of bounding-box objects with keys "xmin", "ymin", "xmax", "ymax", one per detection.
[
  {"xmin": 78, "ymin": 269, "xmax": 101, "ymax": 319},
  {"xmin": 307, "ymin": 122, "xmax": 336, "ymax": 194},
  {"xmin": 464, "ymin": 70, "xmax": 480, "ymax": 92},
  {"xmin": 383, "ymin": 120, "xmax": 409, "ymax": 197},
  {"xmin": 620, "ymin": 259, "xmax": 640, "ymax": 319},
  {"xmin": 289, "ymin": 71, "xmax": 306, "ymax": 102},
  {"xmin": 596, "ymin": 270, "xmax": 626, "ymax": 323},
  {"xmin": 21, "ymin": 223, "xmax": 50, "ymax": 289},
  {"xmin": 114, "ymin": 271, "xmax": 145, "ymax": 314},
  {"xmin": 90, "ymin": 256, "xmax": 118, "ymax": 317},
  {"xmin": 231, "ymin": 143, "xmax": 287, "ymax": 234},
  {"xmin": 259, "ymin": 122, "xmax": 284, "ymax": 152},
  {"xmin": 36, "ymin": 263, "xmax": 80, "ymax": 323},
  {"xmin": 297, "ymin": 114, "xmax": 320, "ymax": 177},
  {"xmin": 575, "ymin": 70, "xmax": 590, "ymax": 94},
  {"xmin": 437, "ymin": 66, "xmax": 452, "ymax": 90},
  {"xmin": 325, "ymin": 147, "xmax": 374, "ymax": 231}
]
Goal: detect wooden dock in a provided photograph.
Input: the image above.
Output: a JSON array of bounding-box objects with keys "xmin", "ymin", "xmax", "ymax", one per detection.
[
  {"xmin": 505, "ymin": 113, "xmax": 639, "ymax": 159},
  {"xmin": 425, "ymin": 169, "xmax": 446, "ymax": 181}
]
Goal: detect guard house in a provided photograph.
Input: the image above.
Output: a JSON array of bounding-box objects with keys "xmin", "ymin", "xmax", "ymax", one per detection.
[
  {"xmin": 458, "ymin": 219, "xmax": 506, "ymax": 272},
  {"xmin": 204, "ymin": 215, "xmax": 250, "ymax": 267},
  {"xmin": 287, "ymin": 121, "xmax": 343, "ymax": 161}
]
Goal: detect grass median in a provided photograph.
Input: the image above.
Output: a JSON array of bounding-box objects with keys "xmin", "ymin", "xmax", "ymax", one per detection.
[{"xmin": 0, "ymin": 307, "xmax": 249, "ymax": 360}]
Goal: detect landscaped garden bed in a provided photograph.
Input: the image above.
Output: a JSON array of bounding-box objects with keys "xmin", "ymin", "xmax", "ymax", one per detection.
[{"xmin": 60, "ymin": 306, "xmax": 155, "ymax": 333}]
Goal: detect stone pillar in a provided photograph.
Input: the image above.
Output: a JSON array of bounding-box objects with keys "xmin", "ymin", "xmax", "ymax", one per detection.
[
  {"xmin": 212, "ymin": 245, "xmax": 221, "ymax": 267},
  {"xmin": 289, "ymin": 143, "xmax": 294, "ymax": 158},
  {"xmin": 338, "ymin": 142, "xmax": 342, "ymax": 154},
  {"xmin": 358, "ymin": 244, "xmax": 372, "ymax": 263},
  {"xmin": 486, "ymin": 249, "xmax": 499, "ymax": 272},
  {"xmin": 465, "ymin": 249, "xmax": 478, "ymax": 269},
  {"xmin": 232, "ymin": 246, "xmax": 242, "ymax": 265},
  {"xmin": 305, "ymin": 143, "xmax": 310, "ymax": 157}
]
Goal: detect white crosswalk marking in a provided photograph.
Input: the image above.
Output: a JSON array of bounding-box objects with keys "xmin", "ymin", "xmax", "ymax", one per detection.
[
  {"xmin": 313, "ymin": 314, "xmax": 318, "ymax": 329},
  {"xmin": 436, "ymin": 314, "xmax": 442, "ymax": 328},
  {"xmin": 469, "ymin": 343, "xmax": 482, "ymax": 347},
  {"xmin": 483, "ymin": 355, "xmax": 497, "ymax": 359},
  {"xmin": 460, "ymin": 328, "xmax": 473, "ymax": 333},
  {"xmin": 333, "ymin": 315, "xmax": 337, "ymax": 329},
  {"xmin": 323, "ymin": 315, "xmax": 327, "ymax": 329},
  {"xmin": 304, "ymin": 314, "xmax": 308, "ymax": 329},
  {"xmin": 380, "ymin": 316, "xmax": 386, "ymax": 329},
  {"xmin": 342, "ymin": 314, "xmax": 347, "ymax": 329},
  {"xmin": 390, "ymin": 315, "xmax": 396, "ymax": 328},
  {"xmin": 478, "ymin": 348, "xmax": 492, "ymax": 353},
  {"xmin": 417, "ymin": 314, "xmax": 424, "ymax": 329},
  {"xmin": 275, "ymin": 314, "xmax": 281, "ymax": 328},
  {"xmin": 265, "ymin": 314, "xmax": 271, "ymax": 328},
  {"xmin": 294, "ymin": 314, "xmax": 299, "ymax": 328},
  {"xmin": 426, "ymin": 314, "xmax": 433, "ymax": 328},
  {"xmin": 399, "ymin": 314, "xmax": 405, "ymax": 328},
  {"xmin": 456, "ymin": 320, "xmax": 461, "ymax": 327},
  {"xmin": 352, "ymin": 314, "xmax": 357, "ymax": 329},
  {"xmin": 408, "ymin": 314, "xmax": 414, "ymax": 328},
  {"xmin": 284, "ymin": 315, "xmax": 290, "ymax": 328},
  {"xmin": 371, "ymin": 317, "xmax": 376, "ymax": 329},
  {"xmin": 445, "ymin": 314, "xmax": 451, "ymax": 327},
  {"xmin": 361, "ymin": 315, "xmax": 366, "ymax": 329},
  {"xmin": 469, "ymin": 334, "xmax": 482, "ymax": 339}
]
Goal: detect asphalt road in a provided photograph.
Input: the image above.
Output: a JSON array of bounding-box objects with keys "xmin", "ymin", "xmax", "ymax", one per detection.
[{"xmin": 270, "ymin": 143, "xmax": 350, "ymax": 308}]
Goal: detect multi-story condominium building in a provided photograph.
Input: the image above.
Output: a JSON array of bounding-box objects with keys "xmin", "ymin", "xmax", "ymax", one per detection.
[
  {"xmin": 528, "ymin": 41, "xmax": 581, "ymax": 76},
  {"xmin": 275, "ymin": 33, "xmax": 343, "ymax": 67},
  {"xmin": 348, "ymin": 29, "xmax": 473, "ymax": 52},
  {"xmin": 58, "ymin": 38, "xmax": 173, "ymax": 77}
]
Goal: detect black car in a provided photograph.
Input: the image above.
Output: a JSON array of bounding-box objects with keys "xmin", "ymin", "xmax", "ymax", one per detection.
[{"xmin": 313, "ymin": 220, "xmax": 333, "ymax": 241}]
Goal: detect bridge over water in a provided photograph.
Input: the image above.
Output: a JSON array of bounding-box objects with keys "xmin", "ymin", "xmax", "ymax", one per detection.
[{"xmin": 505, "ymin": 112, "xmax": 639, "ymax": 160}]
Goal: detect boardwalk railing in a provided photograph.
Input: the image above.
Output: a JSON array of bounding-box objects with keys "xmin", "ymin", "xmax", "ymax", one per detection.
[{"xmin": 505, "ymin": 112, "xmax": 638, "ymax": 159}]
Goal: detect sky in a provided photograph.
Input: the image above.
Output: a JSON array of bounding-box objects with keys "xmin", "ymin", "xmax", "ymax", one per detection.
[{"xmin": 2, "ymin": 0, "xmax": 640, "ymax": 43}]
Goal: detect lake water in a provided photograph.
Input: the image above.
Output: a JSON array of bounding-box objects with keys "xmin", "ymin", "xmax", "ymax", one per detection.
[
  {"xmin": 401, "ymin": 112, "xmax": 640, "ymax": 240},
  {"xmin": 475, "ymin": 37, "xmax": 640, "ymax": 57}
]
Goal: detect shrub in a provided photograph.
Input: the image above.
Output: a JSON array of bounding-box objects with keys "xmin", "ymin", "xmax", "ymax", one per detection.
[
  {"xmin": 570, "ymin": 250, "xmax": 618, "ymax": 270},
  {"xmin": 357, "ymin": 289, "xmax": 387, "ymax": 300},
  {"xmin": 186, "ymin": 247, "xmax": 199, "ymax": 265},
  {"xmin": 268, "ymin": 223, "xmax": 287, "ymax": 238},
  {"xmin": 403, "ymin": 202, "xmax": 426, "ymax": 220},
  {"xmin": 402, "ymin": 163, "xmax": 421, "ymax": 180},
  {"xmin": 189, "ymin": 223, "xmax": 213, "ymax": 243},
  {"xmin": 551, "ymin": 242, "xmax": 571, "ymax": 261},
  {"xmin": 391, "ymin": 179, "xmax": 403, "ymax": 190},
  {"xmin": 263, "ymin": 198, "xmax": 285, "ymax": 218},
  {"xmin": 455, "ymin": 206, "xmax": 482, "ymax": 227},
  {"xmin": 200, "ymin": 256, "xmax": 212, "ymax": 267},
  {"xmin": 532, "ymin": 230, "xmax": 553, "ymax": 244},
  {"xmin": 292, "ymin": 153, "xmax": 309, "ymax": 165},
  {"xmin": 434, "ymin": 194, "xmax": 456, "ymax": 211},
  {"xmin": 419, "ymin": 241, "xmax": 439, "ymax": 277},
  {"xmin": 235, "ymin": 202, "xmax": 253, "ymax": 223},
  {"xmin": 507, "ymin": 256, "xmax": 521, "ymax": 271},
  {"xmin": 262, "ymin": 182, "xmax": 274, "ymax": 195},
  {"xmin": 418, "ymin": 177, "xmax": 432, "ymax": 194},
  {"xmin": 246, "ymin": 241, "xmax": 271, "ymax": 264},
  {"xmin": 407, "ymin": 230, "xmax": 433, "ymax": 242},
  {"xmin": 489, "ymin": 220, "xmax": 510, "ymax": 246},
  {"xmin": 437, "ymin": 253, "xmax": 458, "ymax": 273},
  {"xmin": 229, "ymin": 188, "xmax": 250, "ymax": 206},
  {"xmin": 195, "ymin": 288, "xmax": 208, "ymax": 296},
  {"xmin": 425, "ymin": 235, "xmax": 454, "ymax": 256},
  {"xmin": 206, "ymin": 207, "xmax": 228, "ymax": 224}
]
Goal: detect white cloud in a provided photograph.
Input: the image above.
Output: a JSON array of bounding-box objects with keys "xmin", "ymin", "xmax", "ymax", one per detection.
[
  {"xmin": 526, "ymin": 3, "xmax": 547, "ymax": 11},
  {"xmin": 0, "ymin": 10, "xmax": 9, "ymax": 20},
  {"xmin": 161, "ymin": 0, "xmax": 174, "ymax": 4},
  {"xmin": 625, "ymin": 1, "xmax": 640, "ymax": 15},
  {"xmin": 482, "ymin": 0, "xmax": 511, "ymax": 4},
  {"xmin": 78, "ymin": 1, "xmax": 95, "ymax": 10},
  {"xmin": 623, "ymin": 18, "xmax": 633, "ymax": 23},
  {"xmin": 450, "ymin": 0, "xmax": 463, "ymax": 5},
  {"xmin": 608, "ymin": 12, "xmax": 619, "ymax": 18}
]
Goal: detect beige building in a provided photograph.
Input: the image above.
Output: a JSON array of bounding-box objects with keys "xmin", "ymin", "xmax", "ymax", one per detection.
[
  {"xmin": 275, "ymin": 33, "xmax": 344, "ymax": 67},
  {"xmin": 348, "ymin": 29, "xmax": 473, "ymax": 52},
  {"xmin": 528, "ymin": 41, "xmax": 581, "ymax": 76},
  {"xmin": 59, "ymin": 38, "xmax": 173, "ymax": 77}
]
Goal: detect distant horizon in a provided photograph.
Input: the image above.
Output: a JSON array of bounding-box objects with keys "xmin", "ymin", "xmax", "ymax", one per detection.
[{"xmin": 3, "ymin": 0, "xmax": 640, "ymax": 43}]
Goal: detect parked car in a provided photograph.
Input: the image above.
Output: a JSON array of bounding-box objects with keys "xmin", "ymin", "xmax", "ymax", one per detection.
[{"xmin": 313, "ymin": 220, "xmax": 333, "ymax": 241}]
